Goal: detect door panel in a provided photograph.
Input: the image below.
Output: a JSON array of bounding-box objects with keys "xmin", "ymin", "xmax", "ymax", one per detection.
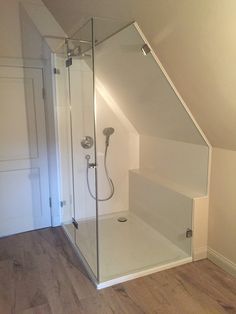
[
  {"xmin": 0, "ymin": 77, "xmax": 37, "ymax": 160},
  {"xmin": 0, "ymin": 66, "xmax": 51, "ymax": 237},
  {"xmin": 0, "ymin": 168, "xmax": 42, "ymax": 235}
]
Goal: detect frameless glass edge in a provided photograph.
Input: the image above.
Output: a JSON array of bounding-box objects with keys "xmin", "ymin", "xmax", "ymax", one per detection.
[{"xmin": 91, "ymin": 18, "xmax": 100, "ymax": 283}]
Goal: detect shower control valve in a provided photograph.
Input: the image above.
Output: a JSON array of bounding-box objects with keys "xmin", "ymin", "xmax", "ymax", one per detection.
[
  {"xmin": 81, "ymin": 136, "xmax": 94, "ymax": 149},
  {"xmin": 85, "ymin": 154, "xmax": 97, "ymax": 168}
]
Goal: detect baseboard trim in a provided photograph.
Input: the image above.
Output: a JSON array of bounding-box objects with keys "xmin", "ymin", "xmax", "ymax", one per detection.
[
  {"xmin": 208, "ymin": 247, "xmax": 236, "ymax": 277},
  {"xmin": 193, "ymin": 246, "xmax": 207, "ymax": 261}
]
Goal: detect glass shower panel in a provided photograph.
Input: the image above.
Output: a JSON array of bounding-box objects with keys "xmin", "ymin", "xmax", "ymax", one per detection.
[
  {"xmin": 94, "ymin": 23, "xmax": 207, "ymax": 146},
  {"xmin": 94, "ymin": 21, "xmax": 208, "ymax": 282},
  {"xmin": 68, "ymin": 20, "xmax": 98, "ymax": 279}
]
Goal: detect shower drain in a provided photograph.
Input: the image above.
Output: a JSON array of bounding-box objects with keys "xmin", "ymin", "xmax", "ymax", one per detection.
[{"xmin": 117, "ymin": 217, "xmax": 127, "ymax": 222}]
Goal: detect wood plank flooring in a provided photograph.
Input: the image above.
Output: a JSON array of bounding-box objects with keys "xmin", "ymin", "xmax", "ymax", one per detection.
[{"xmin": 0, "ymin": 227, "xmax": 235, "ymax": 314}]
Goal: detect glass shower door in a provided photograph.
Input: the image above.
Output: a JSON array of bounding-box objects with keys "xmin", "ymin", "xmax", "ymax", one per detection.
[
  {"xmin": 67, "ymin": 20, "xmax": 98, "ymax": 279},
  {"xmin": 54, "ymin": 52, "xmax": 75, "ymax": 244}
]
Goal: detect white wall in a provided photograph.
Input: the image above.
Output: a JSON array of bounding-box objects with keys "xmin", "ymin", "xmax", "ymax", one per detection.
[
  {"xmin": 208, "ymin": 148, "xmax": 236, "ymax": 275},
  {"xmin": 193, "ymin": 197, "xmax": 209, "ymax": 260},
  {"xmin": 0, "ymin": 0, "xmax": 22, "ymax": 58},
  {"xmin": 69, "ymin": 59, "xmax": 96, "ymax": 221},
  {"xmin": 20, "ymin": 0, "xmax": 66, "ymax": 52},
  {"xmin": 96, "ymin": 89, "xmax": 139, "ymax": 215},
  {"xmin": 65, "ymin": 58, "xmax": 139, "ymax": 218},
  {"xmin": 140, "ymin": 136, "xmax": 209, "ymax": 196},
  {"xmin": 95, "ymin": 23, "xmax": 206, "ymax": 146},
  {"xmin": 19, "ymin": 5, "xmax": 43, "ymax": 61}
]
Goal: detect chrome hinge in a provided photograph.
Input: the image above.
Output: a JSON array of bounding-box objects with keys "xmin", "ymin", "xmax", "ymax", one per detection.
[
  {"xmin": 60, "ymin": 200, "xmax": 66, "ymax": 208},
  {"xmin": 49, "ymin": 197, "xmax": 52, "ymax": 208},
  {"xmin": 53, "ymin": 68, "xmax": 60, "ymax": 75},
  {"xmin": 186, "ymin": 228, "xmax": 193, "ymax": 238},
  {"xmin": 72, "ymin": 218, "xmax": 78, "ymax": 229},
  {"xmin": 66, "ymin": 57, "xmax": 72, "ymax": 67}
]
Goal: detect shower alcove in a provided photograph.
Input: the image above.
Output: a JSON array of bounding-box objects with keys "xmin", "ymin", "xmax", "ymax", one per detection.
[{"xmin": 54, "ymin": 18, "xmax": 210, "ymax": 288}]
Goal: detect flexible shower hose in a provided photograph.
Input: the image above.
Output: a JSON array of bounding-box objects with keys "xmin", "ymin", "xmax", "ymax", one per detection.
[{"xmin": 86, "ymin": 144, "xmax": 114, "ymax": 201}]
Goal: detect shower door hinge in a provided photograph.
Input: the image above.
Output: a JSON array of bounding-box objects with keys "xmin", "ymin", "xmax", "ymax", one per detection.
[
  {"xmin": 66, "ymin": 57, "xmax": 72, "ymax": 67},
  {"xmin": 72, "ymin": 218, "xmax": 78, "ymax": 229},
  {"xmin": 53, "ymin": 67, "xmax": 60, "ymax": 75},
  {"xmin": 60, "ymin": 200, "xmax": 66, "ymax": 208},
  {"xmin": 186, "ymin": 228, "xmax": 193, "ymax": 238},
  {"xmin": 49, "ymin": 197, "xmax": 52, "ymax": 208}
]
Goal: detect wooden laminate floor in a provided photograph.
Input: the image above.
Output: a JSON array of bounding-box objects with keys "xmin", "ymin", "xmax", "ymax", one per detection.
[{"xmin": 0, "ymin": 227, "xmax": 236, "ymax": 314}]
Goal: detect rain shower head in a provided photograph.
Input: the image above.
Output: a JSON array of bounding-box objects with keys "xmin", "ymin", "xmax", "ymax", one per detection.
[{"xmin": 103, "ymin": 127, "xmax": 115, "ymax": 146}]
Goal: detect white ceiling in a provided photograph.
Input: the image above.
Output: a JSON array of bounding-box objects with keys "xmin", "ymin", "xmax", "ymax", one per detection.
[{"xmin": 42, "ymin": 0, "xmax": 236, "ymax": 150}]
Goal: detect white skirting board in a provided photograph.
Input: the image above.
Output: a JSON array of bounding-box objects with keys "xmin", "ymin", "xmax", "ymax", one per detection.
[{"xmin": 208, "ymin": 247, "xmax": 236, "ymax": 277}]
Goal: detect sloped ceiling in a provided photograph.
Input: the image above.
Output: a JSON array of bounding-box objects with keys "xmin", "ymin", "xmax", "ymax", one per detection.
[
  {"xmin": 42, "ymin": 0, "xmax": 236, "ymax": 150},
  {"xmin": 95, "ymin": 23, "xmax": 206, "ymax": 145}
]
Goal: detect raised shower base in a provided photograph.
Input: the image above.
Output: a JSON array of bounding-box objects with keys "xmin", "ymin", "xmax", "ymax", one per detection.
[
  {"xmin": 64, "ymin": 211, "xmax": 192, "ymax": 289},
  {"xmin": 97, "ymin": 211, "xmax": 191, "ymax": 288}
]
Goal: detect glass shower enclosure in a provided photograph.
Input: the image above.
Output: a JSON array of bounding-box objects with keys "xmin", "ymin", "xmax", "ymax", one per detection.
[{"xmin": 54, "ymin": 18, "xmax": 209, "ymax": 287}]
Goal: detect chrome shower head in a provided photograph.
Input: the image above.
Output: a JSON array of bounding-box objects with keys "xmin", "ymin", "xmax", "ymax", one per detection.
[
  {"xmin": 103, "ymin": 127, "xmax": 114, "ymax": 137},
  {"xmin": 103, "ymin": 127, "xmax": 115, "ymax": 145}
]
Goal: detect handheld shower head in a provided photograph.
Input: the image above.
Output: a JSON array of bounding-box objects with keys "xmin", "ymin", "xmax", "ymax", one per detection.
[
  {"xmin": 103, "ymin": 127, "xmax": 114, "ymax": 136},
  {"xmin": 103, "ymin": 127, "xmax": 115, "ymax": 146},
  {"xmin": 86, "ymin": 127, "xmax": 115, "ymax": 202}
]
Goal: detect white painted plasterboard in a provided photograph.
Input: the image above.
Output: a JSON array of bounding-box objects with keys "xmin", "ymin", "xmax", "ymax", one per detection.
[
  {"xmin": 20, "ymin": 0, "xmax": 66, "ymax": 37},
  {"xmin": 133, "ymin": 23, "xmax": 212, "ymax": 198},
  {"xmin": 20, "ymin": 0, "xmax": 67, "ymax": 52},
  {"xmin": 133, "ymin": 22, "xmax": 211, "ymax": 148}
]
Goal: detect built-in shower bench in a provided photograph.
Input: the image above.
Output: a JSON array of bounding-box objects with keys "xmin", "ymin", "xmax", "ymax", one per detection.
[
  {"xmin": 129, "ymin": 169, "xmax": 209, "ymax": 261},
  {"xmin": 130, "ymin": 169, "xmax": 206, "ymax": 199}
]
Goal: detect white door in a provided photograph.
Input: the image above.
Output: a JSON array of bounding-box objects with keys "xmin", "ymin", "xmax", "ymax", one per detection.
[{"xmin": 0, "ymin": 66, "xmax": 51, "ymax": 237}]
